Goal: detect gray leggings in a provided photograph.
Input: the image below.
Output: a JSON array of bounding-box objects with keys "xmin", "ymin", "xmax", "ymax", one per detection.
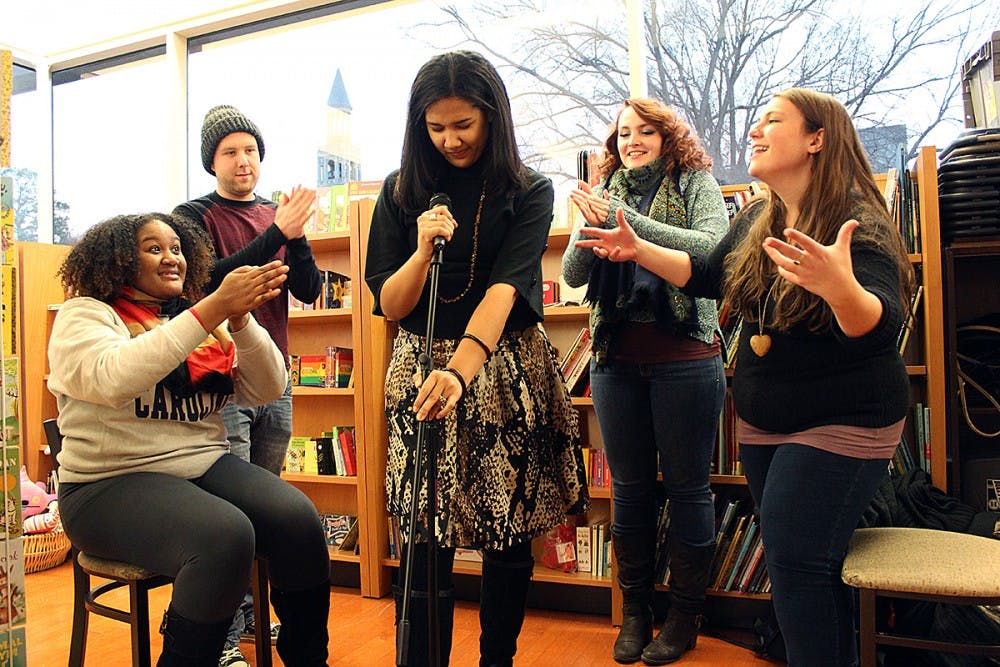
[{"xmin": 58, "ymin": 454, "xmax": 329, "ymax": 623}]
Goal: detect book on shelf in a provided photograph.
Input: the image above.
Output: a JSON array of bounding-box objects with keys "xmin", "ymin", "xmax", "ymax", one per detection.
[
  {"xmin": 338, "ymin": 518, "xmax": 360, "ymax": 553},
  {"xmin": 326, "ymin": 346, "xmax": 354, "ymax": 389},
  {"xmin": 722, "ymin": 188, "xmax": 753, "ymax": 221},
  {"xmin": 712, "ymin": 513, "xmax": 749, "ymax": 590},
  {"xmin": 315, "ymin": 436, "xmax": 337, "ymax": 475},
  {"xmin": 300, "ymin": 436, "xmax": 319, "ymax": 475},
  {"xmin": 737, "ymin": 535, "xmax": 766, "ymax": 593},
  {"xmin": 652, "ymin": 499, "xmax": 672, "ymax": 585},
  {"xmin": 709, "ymin": 499, "xmax": 742, "ymax": 584},
  {"xmin": 896, "ymin": 285, "xmax": 923, "ymax": 355},
  {"xmin": 723, "ymin": 518, "xmax": 758, "ymax": 591},
  {"xmin": 882, "ymin": 166, "xmax": 898, "ymax": 217},
  {"xmin": 285, "ymin": 436, "xmax": 311, "ymax": 473},
  {"xmin": 335, "ymin": 426, "xmax": 357, "ymax": 476},
  {"xmin": 324, "ymin": 430, "xmax": 346, "ymax": 475},
  {"xmin": 319, "ymin": 513, "xmax": 357, "ymax": 549},
  {"xmin": 318, "ymin": 270, "xmax": 351, "ymax": 310},
  {"xmin": 575, "ymin": 522, "xmax": 593, "ymax": 574}
]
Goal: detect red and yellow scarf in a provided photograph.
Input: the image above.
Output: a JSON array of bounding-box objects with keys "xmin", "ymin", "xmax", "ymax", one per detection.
[{"xmin": 111, "ymin": 287, "xmax": 236, "ymax": 398}]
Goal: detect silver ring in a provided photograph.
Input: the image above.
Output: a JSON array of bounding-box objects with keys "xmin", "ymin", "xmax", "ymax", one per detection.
[
  {"xmin": 438, "ymin": 396, "xmax": 448, "ymax": 409},
  {"xmin": 429, "ymin": 213, "xmax": 437, "ymax": 220}
]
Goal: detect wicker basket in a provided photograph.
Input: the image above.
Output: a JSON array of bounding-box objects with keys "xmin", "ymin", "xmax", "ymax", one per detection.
[{"xmin": 24, "ymin": 529, "xmax": 72, "ymax": 574}]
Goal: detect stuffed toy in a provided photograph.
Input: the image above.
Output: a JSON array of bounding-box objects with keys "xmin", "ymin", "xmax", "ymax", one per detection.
[{"xmin": 20, "ymin": 466, "xmax": 57, "ymax": 518}]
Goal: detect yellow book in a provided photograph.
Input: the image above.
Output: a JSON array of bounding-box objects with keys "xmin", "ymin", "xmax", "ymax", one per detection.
[{"xmin": 300, "ymin": 436, "xmax": 319, "ymax": 475}]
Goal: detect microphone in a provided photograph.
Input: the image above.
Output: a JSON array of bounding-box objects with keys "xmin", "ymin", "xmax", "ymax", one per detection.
[{"xmin": 430, "ymin": 193, "xmax": 451, "ymax": 250}]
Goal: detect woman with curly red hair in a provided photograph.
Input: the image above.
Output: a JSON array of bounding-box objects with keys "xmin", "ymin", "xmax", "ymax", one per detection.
[{"xmin": 562, "ymin": 98, "xmax": 728, "ymax": 664}]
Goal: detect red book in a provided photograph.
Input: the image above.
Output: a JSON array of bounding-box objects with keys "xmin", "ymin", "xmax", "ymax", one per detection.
[{"xmin": 338, "ymin": 427, "xmax": 357, "ymax": 476}]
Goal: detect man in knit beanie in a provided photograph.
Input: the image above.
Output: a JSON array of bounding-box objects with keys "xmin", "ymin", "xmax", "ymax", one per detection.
[
  {"xmin": 174, "ymin": 106, "xmax": 327, "ymax": 667},
  {"xmin": 200, "ymin": 104, "xmax": 266, "ymax": 175}
]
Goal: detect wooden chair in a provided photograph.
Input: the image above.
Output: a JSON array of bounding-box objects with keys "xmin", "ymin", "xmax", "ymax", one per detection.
[
  {"xmin": 841, "ymin": 527, "xmax": 1000, "ymax": 667},
  {"xmin": 44, "ymin": 418, "xmax": 273, "ymax": 667}
]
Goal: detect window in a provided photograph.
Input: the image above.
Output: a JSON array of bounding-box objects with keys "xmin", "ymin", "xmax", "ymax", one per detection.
[{"xmin": 52, "ymin": 48, "xmax": 170, "ymax": 240}]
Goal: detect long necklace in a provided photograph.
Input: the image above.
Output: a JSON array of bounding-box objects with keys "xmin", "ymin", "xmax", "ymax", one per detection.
[
  {"xmin": 750, "ymin": 279, "xmax": 778, "ymax": 357},
  {"xmin": 438, "ymin": 182, "xmax": 487, "ymax": 304}
]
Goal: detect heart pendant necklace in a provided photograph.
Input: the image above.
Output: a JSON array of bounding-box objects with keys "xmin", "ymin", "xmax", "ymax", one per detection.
[{"xmin": 750, "ymin": 280, "xmax": 777, "ymax": 357}]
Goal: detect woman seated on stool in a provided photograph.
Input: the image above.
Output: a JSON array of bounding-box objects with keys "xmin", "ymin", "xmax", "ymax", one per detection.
[{"xmin": 49, "ymin": 212, "xmax": 330, "ymax": 667}]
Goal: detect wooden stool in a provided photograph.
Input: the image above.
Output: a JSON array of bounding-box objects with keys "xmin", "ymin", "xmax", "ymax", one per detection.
[
  {"xmin": 70, "ymin": 552, "xmax": 272, "ymax": 667},
  {"xmin": 842, "ymin": 527, "xmax": 1000, "ymax": 666},
  {"xmin": 44, "ymin": 418, "xmax": 273, "ymax": 667}
]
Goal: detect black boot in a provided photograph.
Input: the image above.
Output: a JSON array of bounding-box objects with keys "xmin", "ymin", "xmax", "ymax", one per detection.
[
  {"xmin": 479, "ymin": 550, "xmax": 533, "ymax": 667},
  {"xmin": 271, "ymin": 582, "xmax": 331, "ymax": 666},
  {"xmin": 393, "ymin": 584, "xmax": 456, "ymax": 667},
  {"xmin": 641, "ymin": 542, "xmax": 715, "ymax": 665},
  {"xmin": 612, "ymin": 530, "xmax": 656, "ymax": 664},
  {"xmin": 156, "ymin": 605, "xmax": 230, "ymax": 667}
]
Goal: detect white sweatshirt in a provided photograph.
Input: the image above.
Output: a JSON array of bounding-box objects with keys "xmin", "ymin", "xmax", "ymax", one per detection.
[{"xmin": 48, "ymin": 297, "xmax": 288, "ymax": 483}]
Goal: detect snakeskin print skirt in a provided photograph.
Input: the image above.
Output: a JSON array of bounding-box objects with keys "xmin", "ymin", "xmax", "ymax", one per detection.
[{"xmin": 384, "ymin": 325, "xmax": 590, "ymax": 550}]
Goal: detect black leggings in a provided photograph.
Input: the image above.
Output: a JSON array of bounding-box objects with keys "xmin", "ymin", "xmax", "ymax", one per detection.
[{"xmin": 58, "ymin": 454, "xmax": 329, "ymax": 623}]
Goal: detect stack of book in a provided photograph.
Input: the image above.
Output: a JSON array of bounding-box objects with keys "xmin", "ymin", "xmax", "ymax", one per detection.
[
  {"xmin": 575, "ymin": 516, "xmax": 611, "ymax": 576},
  {"xmin": 709, "ymin": 500, "xmax": 770, "ymax": 594},
  {"xmin": 285, "ymin": 426, "xmax": 357, "ymax": 476}
]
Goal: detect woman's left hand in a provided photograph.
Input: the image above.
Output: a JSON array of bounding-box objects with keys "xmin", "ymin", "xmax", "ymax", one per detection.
[
  {"xmin": 412, "ymin": 368, "xmax": 462, "ymax": 421},
  {"xmin": 763, "ymin": 220, "xmax": 860, "ymax": 305}
]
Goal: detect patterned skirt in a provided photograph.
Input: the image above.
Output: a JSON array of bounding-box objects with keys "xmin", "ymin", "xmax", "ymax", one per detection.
[{"xmin": 384, "ymin": 325, "xmax": 590, "ymax": 550}]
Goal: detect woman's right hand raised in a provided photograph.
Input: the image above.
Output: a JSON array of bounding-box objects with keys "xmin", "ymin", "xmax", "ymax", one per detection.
[
  {"xmin": 197, "ymin": 260, "xmax": 289, "ymax": 332},
  {"xmin": 416, "ymin": 204, "xmax": 456, "ymax": 260}
]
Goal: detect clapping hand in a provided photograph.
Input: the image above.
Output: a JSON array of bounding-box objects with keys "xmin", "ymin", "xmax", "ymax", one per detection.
[
  {"xmin": 575, "ymin": 208, "xmax": 638, "ymax": 262},
  {"xmin": 213, "ymin": 260, "xmax": 289, "ymax": 331},
  {"xmin": 568, "ymin": 180, "xmax": 611, "ymax": 227},
  {"xmin": 273, "ymin": 185, "xmax": 316, "ymax": 240}
]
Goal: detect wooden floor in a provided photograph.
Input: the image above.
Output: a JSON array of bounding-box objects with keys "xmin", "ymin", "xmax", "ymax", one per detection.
[{"xmin": 25, "ymin": 560, "xmax": 780, "ymax": 666}]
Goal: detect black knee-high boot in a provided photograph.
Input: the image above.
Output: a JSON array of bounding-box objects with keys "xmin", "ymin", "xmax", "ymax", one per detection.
[
  {"xmin": 479, "ymin": 548, "xmax": 534, "ymax": 667},
  {"xmin": 271, "ymin": 582, "xmax": 331, "ymax": 666},
  {"xmin": 641, "ymin": 542, "xmax": 716, "ymax": 665},
  {"xmin": 395, "ymin": 543, "xmax": 456, "ymax": 667},
  {"xmin": 612, "ymin": 530, "xmax": 656, "ymax": 663},
  {"xmin": 157, "ymin": 605, "xmax": 231, "ymax": 667}
]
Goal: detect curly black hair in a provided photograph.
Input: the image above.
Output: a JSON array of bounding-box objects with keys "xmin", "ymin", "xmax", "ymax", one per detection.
[{"xmin": 57, "ymin": 212, "xmax": 215, "ymax": 303}]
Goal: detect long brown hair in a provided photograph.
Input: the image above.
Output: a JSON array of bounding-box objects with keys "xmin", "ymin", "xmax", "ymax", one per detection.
[
  {"xmin": 722, "ymin": 88, "xmax": 914, "ymax": 331},
  {"xmin": 597, "ymin": 98, "xmax": 712, "ymax": 179}
]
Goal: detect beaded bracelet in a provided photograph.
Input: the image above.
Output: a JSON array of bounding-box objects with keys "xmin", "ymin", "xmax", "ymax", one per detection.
[
  {"xmin": 442, "ymin": 367, "xmax": 467, "ymax": 397},
  {"xmin": 461, "ymin": 332, "xmax": 493, "ymax": 358}
]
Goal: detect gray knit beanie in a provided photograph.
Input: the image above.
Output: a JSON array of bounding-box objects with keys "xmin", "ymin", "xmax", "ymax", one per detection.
[{"xmin": 200, "ymin": 105, "xmax": 265, "ymax": 174}]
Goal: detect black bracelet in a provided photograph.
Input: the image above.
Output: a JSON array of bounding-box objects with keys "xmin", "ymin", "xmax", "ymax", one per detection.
[
  {"xmin": 442, "ymin": 367, "xmax": 467, "ymax": 397},
  {"xmin": 461, "ymin": 332, "xmax": 493, "ymax": 358}
]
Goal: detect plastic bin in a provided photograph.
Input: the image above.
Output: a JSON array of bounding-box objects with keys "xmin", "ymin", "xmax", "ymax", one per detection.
[{"xmin": 962, "ymin": 31, "xmax": 1000, "ymax": 128}]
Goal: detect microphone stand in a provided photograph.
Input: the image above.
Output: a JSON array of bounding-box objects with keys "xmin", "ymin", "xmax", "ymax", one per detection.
[{"xmin": 397, "ymin": 237, "xmax": 446, "ymax": 667}]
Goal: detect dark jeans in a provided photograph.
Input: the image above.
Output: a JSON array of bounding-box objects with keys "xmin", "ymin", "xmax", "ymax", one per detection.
[
  {"xmin": 58, "ymin": 454, "xmax": 330, "ymax": 623},
  {"xmin": 740, "ymin": 443, "xmax": 889, "ymax": 667},
  {"xmin": 590, "ymin": 355, "xmax": 725, "ymax": 547}
]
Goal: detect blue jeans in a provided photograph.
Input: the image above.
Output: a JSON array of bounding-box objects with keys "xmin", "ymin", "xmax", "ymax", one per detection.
[
  {"xmin": 590, "ymin": 355, "xmax": 724, "ymax": 547},
  {"xmin": 222, "ymin": 378, "xmax": 293, "ymax": 475},
  {"xmin": 222, "ymin": 378, "xmax": 294, "ymax": 649},
  {"xmin": 740, "ymin": 443, "xmax": 889, "ymax": 667}
]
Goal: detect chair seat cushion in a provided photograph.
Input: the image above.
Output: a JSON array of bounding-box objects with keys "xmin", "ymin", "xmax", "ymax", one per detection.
[
  {"xmin": 842, "ymin": 527, "xmax": 1000, "ymax": 597},
  {"xmin": 78, "ymin": 552, "xmax": 162, "ymax": 581}
]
